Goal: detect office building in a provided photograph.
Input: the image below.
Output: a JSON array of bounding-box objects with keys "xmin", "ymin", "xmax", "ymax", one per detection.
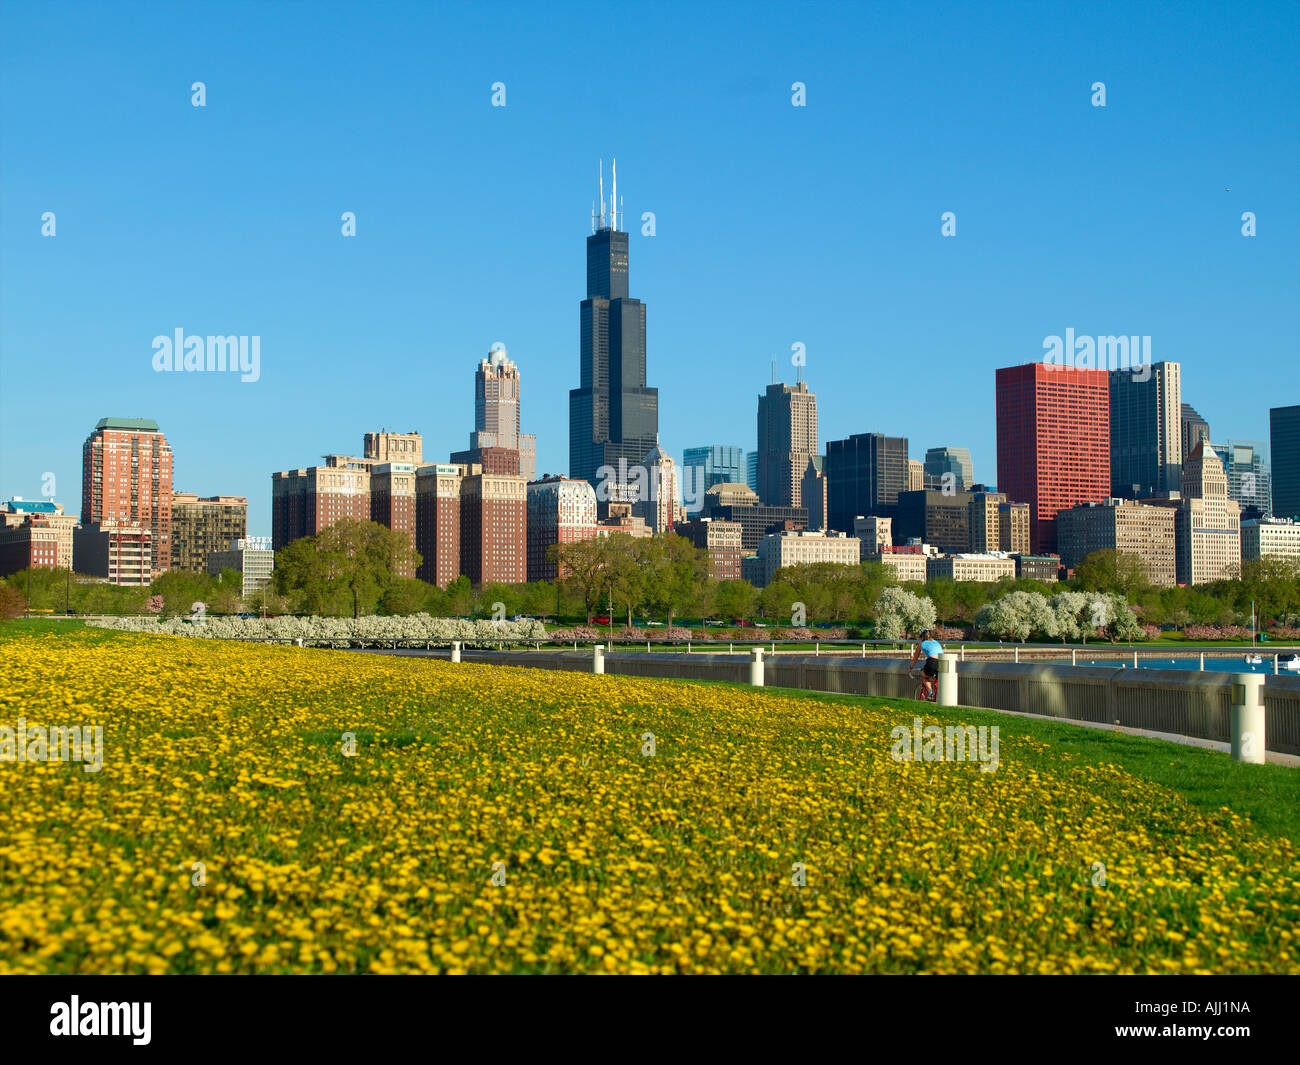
[
  {"xmin": 853, "ymin": 515, "xmax": 892, "ymax": 557},
  {"xmin": 998, "ymin": 502, "xmax": 1032, "ymax": 556},
  {"xmin": 1211, "ymin": 440, "xmax": 1271, "ymax": 518},
  {"xmin": 0, "ymin": 500, "xmax": 78, "ymax": 576},
  {"xmin": 1240, "ymin": 517, "xmax": 1300, "ymax": 564},
  {"xmin": 894, "ymin": 489, "xmax": 971, "ymax": 554},
  {"xmin": 863, "ymin": 545, "xmax": 927, "ymax": 582},
  {"xmin": 1271, "ymin": 405, "xmax": 1300, "ymax": 519},
  {"xmin": 907, "ymin": 459, "xmax": 924, "ymax": 492},
  {"xmin": 634, "ymin": 444, "xmax": 678, "ymax": 534},
  {"xmin": 745, "ymin": 451, "xmax": 759, "ymax": 493},
  {"xmin": 924, "ymin": 447, "xmax": 974, "ymax": 492},
  {"xmin": 1109, "ymin": 361, "xmax": 1182, "ymax": 497},
  {"xmin": 682, "ymin": 446, "xmax": 746, "ymax": 514},
  {"xmin": 825, "ymin": 432, "xmax": 908, "ymax": 533},
  {"xmin": 1055, "ymin": 498, "xmax": 1178, "ymax": 587},
  {"xmin": 757, "ymin": 381, "xmax": 818, "ymax": 508},
  {"xmin": 1156, "ymin": 442, "xmax": 1241, "ymax": 585},
  {"xmin": 678, "ymin": 517, "xmax": 743, "ymax": 581},
  {"xmin": 995, "ymin": 363, "xmax": 1110, "ymax": 553},
  {"xmin": 969, "ymin": 490, "xmax": 1007, "ymax": 553},
  {"xmin": 206, "ymin": 536, "xmax": 275, "ymax": 598},
  {"xmin": 527, "ymin": 477, "xmax": 597, "ymax": 583},
  {"xmin": 755, "ymin": 530, "xmax": 860, "ymax": 587},
  {"xmin": 801, "ymin": 457, "xmax": 827, "ymax": 531},
  {"xmin": 363, "ymin": 430, "xmax": 423, "ymax": 467},
  {"xmin": 170, "ymin": 493, "xmax": 248, "ymax": 573},
  {"xmin": 82, "ymin": 417, "xmax": 173, "ymax": 576},
  {"xmin": 701, "ymin": 482, "xmax": 807, "ymax": 552},
  {"xmin": 570, "ymin": 161, "xmax": 658, "ymax": 494},
  {"xmin": 1180, "ymin": 403, "xmax": 1211, "ymax": 460},
  {"xmin": 452, "ymin": 346, "xmax": 537, "ymax": 482},
  {"xmin": 1013, "ymin": 554, "xmax": 1061, "ymax": 582},
  {"xmin": 73, "ymin": 520, "xmax": 152, "ymax": 586},
  {"xmin": 927, "ymin": 554, "xmax": 1017, "ymax": 583}
]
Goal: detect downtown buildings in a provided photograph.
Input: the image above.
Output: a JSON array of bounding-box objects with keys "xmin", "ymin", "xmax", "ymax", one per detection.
[
  {"xmin": 995, "ymin": 363, "xmax": 1110, "ymax": 554},
  {"xmin": 569, "ymin": 162, "xmax": 658, "ymax": 500}
]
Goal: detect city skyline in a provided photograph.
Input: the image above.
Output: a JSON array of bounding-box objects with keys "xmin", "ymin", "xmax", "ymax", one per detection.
[{"xmin": 3, "ymin": 2, "xmax": 1297, "ymax": 535}]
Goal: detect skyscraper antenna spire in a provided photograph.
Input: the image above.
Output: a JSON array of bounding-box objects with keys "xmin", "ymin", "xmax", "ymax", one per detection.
[
  {"xmin": 771, "ymin": 356, "xmax": 778, "ymax": 384},
  {"xmin": 599, "ymin": 159, "xmax": 606, "ymax": 229},
  {"xmin": 611, "ymin": 157, "xmax": 618, "ymax": 230}
]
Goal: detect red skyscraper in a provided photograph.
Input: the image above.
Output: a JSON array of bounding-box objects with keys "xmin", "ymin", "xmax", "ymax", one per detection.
[{"xmin": 996, "ymin": 363, "xmax": 1110, "ymax": 554}]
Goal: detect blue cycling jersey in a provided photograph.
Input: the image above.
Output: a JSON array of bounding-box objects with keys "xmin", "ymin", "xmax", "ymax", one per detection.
[{"xmin": 920, "ymin": 639, "xmax": 944, "ymax": 658}]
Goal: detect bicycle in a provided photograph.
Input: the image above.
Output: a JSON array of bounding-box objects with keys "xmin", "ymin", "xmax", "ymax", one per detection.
[{"xmin": 908, "ymin": 669, "xmax": 937, "ymax": 702}]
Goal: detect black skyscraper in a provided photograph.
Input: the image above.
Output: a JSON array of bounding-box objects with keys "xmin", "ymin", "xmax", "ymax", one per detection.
[{"xmin": 570, "ymin": 161, "xmax": 658, "ymax": 494}]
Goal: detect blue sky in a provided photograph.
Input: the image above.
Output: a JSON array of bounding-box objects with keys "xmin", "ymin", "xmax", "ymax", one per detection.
[{"xmin": 2, "ymin": 0, "xmax": 1297, "ymax": 533}]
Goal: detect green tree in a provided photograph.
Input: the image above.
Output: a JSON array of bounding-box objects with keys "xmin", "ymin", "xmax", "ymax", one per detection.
[
  {"xmin": 713, "ymin": 579, "xmax": 758, "ymax": 622},
  {"xmin": 552, "ymin": 537, "xmax": 612, "ymax": 623},
  {"xmin": 1074, "ymin": 549, "xmax": 1150, "ymax": 600}
]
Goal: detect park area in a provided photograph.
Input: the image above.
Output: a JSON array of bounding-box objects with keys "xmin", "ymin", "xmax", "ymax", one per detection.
[{"xmin": 1, "ymin": 621, "xmax": 1298, "ymax": 974}]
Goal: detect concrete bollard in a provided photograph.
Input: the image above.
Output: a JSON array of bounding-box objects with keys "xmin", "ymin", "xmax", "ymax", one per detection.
[
  {"xmin": 451, "ymin": 641, "xmax": 461, "ymax": 663},
  {"xmin": 750, "ymin": 647, "xmax": 765, "ymax": 687},
  {"xmin": 1200, "ymin": 652, "xmax": 1205, "ymax": 671},
  {"xmin": 730, "ymin": 642, "xmax": 734, "ymax": 654},
  {"xmin": 1072, "ymin": 649, "xmax": 1077, "ymax": 666},
  {"xmin": 937, "ymin": 657, "xmax": 958, "ymax": 706},
  {"xmin": 862, "ymin": 642, "xmax": 867, "ymax": 657},
  {"xmin": 295, "ymin": 638, "xmax": 304, "ymax": 647},
  {"xmin": 1133, "ymin": 651, "xmax": 1138, "ymax": 668},
  {"xmin": 1014, "ymin": 647, "xmax": 1019, "ymax": 663},
  {"xmin": 593, "ymin": 644, "xmax": 605, "ymax": 675},
  {"xmin": 960, "ymin": 645, "xmax": 966, "ymax": 662},
  {"xmin": 815, "ymin": 642, "xmax": 819, "ymax": 656},
  {"xmin": 1230, "ymin": 672, "xmax": 1266, "ymax": 764}
]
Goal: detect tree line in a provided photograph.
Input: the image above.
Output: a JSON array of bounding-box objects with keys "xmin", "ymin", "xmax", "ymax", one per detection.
[{"xmin": 4, "ymin": 522, "xmax": 1298, "ymax": 631}]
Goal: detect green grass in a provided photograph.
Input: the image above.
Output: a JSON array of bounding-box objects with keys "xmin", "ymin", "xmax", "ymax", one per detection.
[
  {"xmin": 676, "ymin": 679, "xmax": 1300, "ymax": 844},
  {"xmin": 8, "ymin": 616, "xmax": 1296, "ymax": 841},
  {"xmin": 0, "ymin": 618, "xmax": 100, "ymax": 641}
]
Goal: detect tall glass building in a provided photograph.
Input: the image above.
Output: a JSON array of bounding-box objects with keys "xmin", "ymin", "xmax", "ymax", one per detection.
[
  {"xmin": 1212, "ymin": 439, "xmax": 1272, "ymax": 518},
  {"xmin": 569, "ymin": 163, "xmax": 658, "ymax": 495},
  {"xmin": 923, "ymin": 446, "xmax": 974, "ymax": 491},
  {"xmin": 1271, "ymin": 405, "xmax": 1300, "ymax": 520},
  {"xmin": 1109, "ymin": 361, "xmax": 1182, "ymax": 497},
  {"xmin": 681, "ymin": 445, "xmax": 746, "ymax": 513}
]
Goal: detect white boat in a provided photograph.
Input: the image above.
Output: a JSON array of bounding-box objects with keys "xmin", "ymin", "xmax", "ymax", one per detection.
[
  {"xmin": 1279, "ymin": 654, "xmax": 1300, "ymax": 672},
  {"xmin": 1244, "ymin": 654, "xmax": 1263, "ymax": 665}
]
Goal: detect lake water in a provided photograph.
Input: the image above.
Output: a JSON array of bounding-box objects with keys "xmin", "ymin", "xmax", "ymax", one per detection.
[{"xmin": 1056, "ymin": 656, "xmax": 1296, "ymax": 675}]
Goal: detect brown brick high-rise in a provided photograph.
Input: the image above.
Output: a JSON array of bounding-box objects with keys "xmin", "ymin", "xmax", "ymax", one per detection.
[{"xmin": 82, "ymin": 417, "xmax": 173, "ymax": 575}]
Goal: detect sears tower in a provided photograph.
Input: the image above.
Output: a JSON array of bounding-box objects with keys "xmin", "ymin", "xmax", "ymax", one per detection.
[{"xmin": 569, "ymin": 159, "xmax": 658, "ymax": 494}]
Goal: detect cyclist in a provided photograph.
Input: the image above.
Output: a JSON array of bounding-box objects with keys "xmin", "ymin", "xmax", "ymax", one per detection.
[{"xmin": 908, "ymin": 629, "xmax": 944, "ymax": 701}]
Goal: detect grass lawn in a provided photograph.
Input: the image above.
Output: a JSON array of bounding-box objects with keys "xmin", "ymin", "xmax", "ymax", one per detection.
[{"xmin": 2, "ymin": 624, "xmax": 1298, "ymax": 974}]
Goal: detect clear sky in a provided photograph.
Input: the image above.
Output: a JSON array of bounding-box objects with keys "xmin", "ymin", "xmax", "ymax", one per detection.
[{"xmin": 2, "ymin": 0, "xmax": 1297, "ymax": 533}]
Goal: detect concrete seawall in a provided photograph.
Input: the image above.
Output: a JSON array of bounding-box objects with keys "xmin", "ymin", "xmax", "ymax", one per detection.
[{"xmin": 387, "ymin": 649, "xmax": 1300, "ymax": 758}]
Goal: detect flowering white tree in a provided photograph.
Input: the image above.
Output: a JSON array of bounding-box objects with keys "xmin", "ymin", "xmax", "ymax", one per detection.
[{"xmin": 873, "ymin": 587, "xmax": 937, "ymax": 640}]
